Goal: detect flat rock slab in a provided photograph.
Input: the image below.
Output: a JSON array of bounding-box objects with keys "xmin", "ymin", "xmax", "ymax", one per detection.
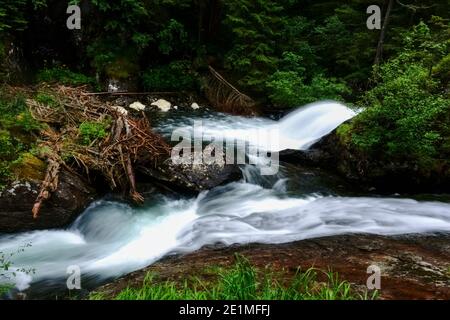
[{"xmin": 94, "ymin": 233, "xmax": 450, "ymax": 300}]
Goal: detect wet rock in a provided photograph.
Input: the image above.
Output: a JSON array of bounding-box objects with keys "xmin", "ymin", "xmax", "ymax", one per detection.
[
  {"xmin": 138, "ymin": 155, "xmax": 242, "ymax": 193},
  {"xmin": 280, "ymin": 126, "xmax": 450, "ymax": 193},
  {"xmin": 151, "ymin": 99, "xmax": 172, "ymax": 112},
  {"xmin": 0, "ymin": 169, "xmax": 96, "ymax": 233},
  {"xmin": 279, "ymin": 148, "xmax": 330, "ymax": 166},
  {"xmin": 191, "ymin": 102, "xmax": 201, "ymax": 110},
  {"xmin": 129, "ymin": 101, "xmax": 146, "ymax": 112}
]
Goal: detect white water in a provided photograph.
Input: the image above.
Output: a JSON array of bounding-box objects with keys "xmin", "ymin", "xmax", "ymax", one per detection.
[
  {"xmin": 158, "ymin": 101, "xmax": 357, "ymax": 151},
  {"xmin": 1, "ymin": 101, "xmax": 450, "ymax": 293}
]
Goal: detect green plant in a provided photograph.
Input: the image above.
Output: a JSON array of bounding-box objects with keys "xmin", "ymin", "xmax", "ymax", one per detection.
[
  {"xmin": 0, "ymin": 89, "xmax": 41, "ymax": 187},
  {"xmin": 37, "ymin": 67, "xmax": 95, "ymax": 87},
  {"xmin": 94, "ymin": 255, "xmax": 376, "ymax": 300},
  {"xmin": 86, "ymin": 38, "xmax": 140, "ymax": 80},
  {"xmin": 35, "ymin": 92, "xmax": 60, "ymax": 109},
  {"xmin": 0, "ymin": 92, "xmax": 40, "ymax": 130},
  {"xmin": 223, "ymin": 0, "xmax": 284, "ymax": 91},
  {"xmin": 266, "ymin": 71, "xmax": 350, "ymax": 107},
  {"xmin": 0, "ymin": 243, "xmax": 35, "ymax": 295},
  {"xmin": 157, "ymin": 19, "xmax": 188, "ymax": 55},
  {"xmin": 340, "ymin": 21, "xmax": 450, "ymax": 171},
  {"xmin": 0, "ymin": 0, "xmax": 47, "ymax": 32},
  {"xmin": 79, "ymin": 121, "xmax": 110, "ymax": 145}
]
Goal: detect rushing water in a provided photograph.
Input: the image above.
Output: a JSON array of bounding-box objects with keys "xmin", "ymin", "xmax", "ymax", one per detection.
[
  {"xmin": 1, "ymin": 101, "xmax": 450, "ymax": 296},
  {"xmin": 156, "ymin": 101, "xmax": 357, "ymax": 151}
]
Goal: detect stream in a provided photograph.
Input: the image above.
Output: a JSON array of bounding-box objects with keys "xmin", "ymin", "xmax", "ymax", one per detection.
[{"xmin": 1, "ymin": 101, "xmax": 450, "ymax": 298}]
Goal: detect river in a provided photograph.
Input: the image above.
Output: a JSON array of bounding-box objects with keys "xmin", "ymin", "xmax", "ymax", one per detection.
[{"xmin": 1, "ymin": 101, "xmax": 450, "ymax": 298}]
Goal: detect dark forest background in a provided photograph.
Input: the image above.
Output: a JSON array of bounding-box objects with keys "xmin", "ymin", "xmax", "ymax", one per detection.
[{"xmin": 0, "ymin": 0, "xmax": 449, "ymax": 188}]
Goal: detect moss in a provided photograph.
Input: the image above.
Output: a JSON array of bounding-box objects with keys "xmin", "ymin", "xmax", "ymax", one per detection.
[
  {"xmin": 0, "ymin": 88, "xmax": 43, "ymax": 187},
  {"xmin": 335, "ymin": 123, "xmax": 352, "ymax": 145},
  {"xmin": 10, "ymin": 153, "xmax": 46, "ymax": 181}
]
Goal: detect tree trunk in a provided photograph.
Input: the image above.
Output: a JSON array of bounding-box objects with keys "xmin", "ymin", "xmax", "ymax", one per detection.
[{"xmin": 374, "ymin": 0, "xmax": 394, "ymax": 66}]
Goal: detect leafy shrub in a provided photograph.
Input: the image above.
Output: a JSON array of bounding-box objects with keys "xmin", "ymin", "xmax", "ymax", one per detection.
[
  {"xmin": 0, "ymin": 244, "xmax": 35, "ymax": 295},
  {"xmin": 0, "ymin": 130, "xmax": 17, "ymax": 160},
  {"xmin": 157, "ymin": 19, "xmax": 188, "ymax": 55},
  {"xmin": 79, "ymin": 121, "xmax": 110, "ymax": 145},
  {"xmin": 345, "ymin": 22, "xmax": 450, "ymax": 168},
  {"xmin": 142, "ymin": 60, "xmax": 197, "ymax": 92},
  {"xmin": 0, "ymin": 0, "xmax": 46, "ymax": 32},
  {"xmin": 351, "ymin": 62, "xmax": 448, "ymax": 165},
  {"xmin": 266, "ymin": 71, "xmax": 350, "ymax": 107},
  {"xmin": 37, "ymin": 67, "xmax": 95, "ymax": 86}
]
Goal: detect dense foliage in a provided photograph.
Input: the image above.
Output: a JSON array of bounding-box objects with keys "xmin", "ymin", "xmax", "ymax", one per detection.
[
  {"xmin": 341, "ymin": 20, "xmax": 450, "ymax": 170},
  {"xmin": 0, "ymin": 0, "xmax": 449, "ymax": 186}
]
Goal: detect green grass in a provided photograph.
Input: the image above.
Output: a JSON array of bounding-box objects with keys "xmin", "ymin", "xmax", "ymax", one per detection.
[{"xmin": 90, "ymin": 255, "xmax": 378, "ymax": 300}]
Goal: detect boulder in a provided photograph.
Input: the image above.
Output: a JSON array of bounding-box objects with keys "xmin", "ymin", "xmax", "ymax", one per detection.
[
  {"xmin": 191, "ymin": 102, "xmax": 201, "ymax": 110},
  {"xmin": 0, "ymin": 169, "xmax": 96, "ymax": 233},
  {"xmin": 138, "ymin": 156, "xmax": 242, "ymax": 193},
  {"xmin": 151, "ymin": 99, "xmax": 172, "ymax": 112},
  {"xmin": 129, "ymin": 101, "xmax": 146, "ymax": 111}
]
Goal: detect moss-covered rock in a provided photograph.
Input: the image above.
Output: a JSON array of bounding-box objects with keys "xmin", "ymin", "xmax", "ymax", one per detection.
[
  {"xmin": 0, "ymin": 169, "xmax": 96, "ymax": 233},
  {"xmin": 10, "ymin": 153, "xmax": 46, "ymax": 181}
]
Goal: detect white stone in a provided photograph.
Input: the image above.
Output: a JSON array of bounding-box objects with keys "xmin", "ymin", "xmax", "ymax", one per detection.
[
  {"xmin": 191, "ymin": 102, "xmax": 201, "ymax": 110},
  {"xmin": 129, "ymin": 101, "xmax": 146, "ymax": 111},
  {"xmin": 173, "ymin": 105, "xmax": 178, "ymax": 110},
  {"xmin": 151, "ymin": 99, "xmax": 172, "ymax": 112},
  {"xmin": 111, "ymin": 106, "xmax": 128, "ymax": 116}
]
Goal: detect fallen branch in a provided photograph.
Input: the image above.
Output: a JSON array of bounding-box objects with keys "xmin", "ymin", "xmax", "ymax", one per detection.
[
  {"xmin": 32, "ymin": 158, "xmax": 60, "ymax": 219},
  {"xmin": 205, "ymin": 66, "xmax": 256, "ymax": 115}
]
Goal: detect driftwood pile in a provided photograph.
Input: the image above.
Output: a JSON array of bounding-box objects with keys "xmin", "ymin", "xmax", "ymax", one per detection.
[{"xmin": 26, "ymin": 85, "xmax": 170, "ymax": 218}]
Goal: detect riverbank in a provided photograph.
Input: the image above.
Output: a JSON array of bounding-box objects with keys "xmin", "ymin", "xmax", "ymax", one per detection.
[{"xmin": 93, "ymin": 233, "xmax": 450, "ymax": 300}]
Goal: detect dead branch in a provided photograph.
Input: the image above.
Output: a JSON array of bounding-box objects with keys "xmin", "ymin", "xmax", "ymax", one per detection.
[
  {"xmin": 26, "ymin": 85, "xmax": 171, "ymax": 218},
  {"xmin": 205, "ymin": 66, "xmax": 256, "ymax": 115}
]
